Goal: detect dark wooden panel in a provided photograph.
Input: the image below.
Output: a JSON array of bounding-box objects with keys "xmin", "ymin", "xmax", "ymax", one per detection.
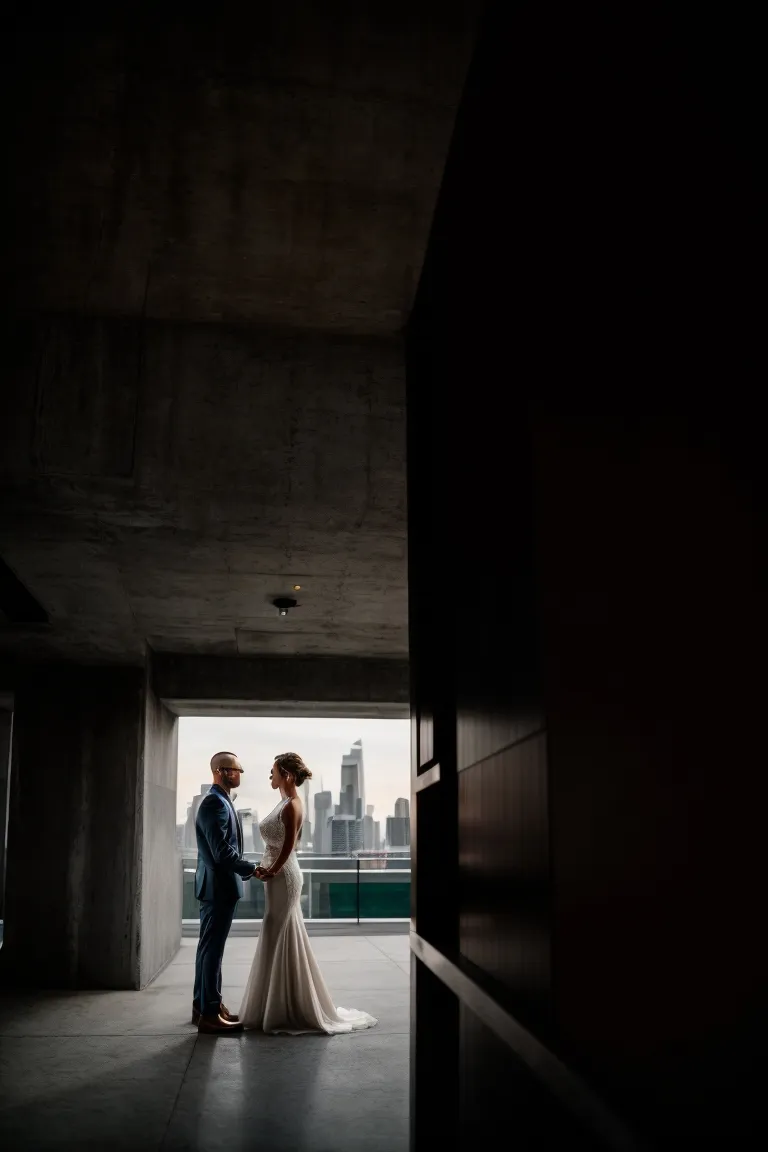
[
  {"xmin": 412, "ymin": 958, "xmax": 460, "ymax": 1150},
  {"xmin": 459, "ymin": 734, "xmax": 551, "ymax": 1039},
  {"xmin": 457, "ymin": 709, "xmax": 543, "ymax": 774},
  {"xmin": 409, "ymin": 0, "xmax": 765, "ymax": 1144},
  {"xmin": 460, "ymin": 1002, "xmax": 598, "ymax": 1150},
  {"xmin": 537, "ymin": 403, "xmax": 768, "ymax": 1145},
  {"xmin": 417, "ymin": 708, "xmax": 434, "ymax": 768},
  {"xmin": 413, "ymin": 771, "xmax": 458, "ymax": 954}
]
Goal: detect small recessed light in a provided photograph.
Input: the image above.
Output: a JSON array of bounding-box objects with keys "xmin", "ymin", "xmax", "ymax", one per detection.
[{"xmin": 293, "ymin": 584, "xmax": 302, "ymax": 591}]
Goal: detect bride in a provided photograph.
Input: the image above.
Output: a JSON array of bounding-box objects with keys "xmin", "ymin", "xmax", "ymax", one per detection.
[{"xmin": 239, "ymin": 752, "xmax": 378, "ymax": 1035}]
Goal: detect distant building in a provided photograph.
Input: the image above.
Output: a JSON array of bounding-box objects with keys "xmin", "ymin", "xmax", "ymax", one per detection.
[
  {"xmin": 386, "ymin": 813, "xmax": 411, "ymax": 850},
  {"xmin": 314, "ymin": 791, "xmax": 333, "ymax": 854},
  {"xmin": 340, "ymin": 740, "xmax": 365, "ymax": 817},
  {"xmin": 394, "ymin": 797, "xmax": 410, "ymax": 820},
  {"xmin": 331, "ymin": 814, "xmax": 363, "ymax": 854},
  {"xmin": 363, "ymin": 803, "xmax": 376, "ymax": 850},
  {"xmin": 300, "ymin": 778, "xmax": 312, "ymax": 846}
]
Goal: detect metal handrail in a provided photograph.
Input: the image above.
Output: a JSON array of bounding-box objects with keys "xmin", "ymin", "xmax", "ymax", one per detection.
[
  {"xmin": 181, "ymin": 852, "xmax": 411, "ymax": 924},
  {"xmin": 183, "ymin": 866, "xmax": 411, "ymax": 874}
]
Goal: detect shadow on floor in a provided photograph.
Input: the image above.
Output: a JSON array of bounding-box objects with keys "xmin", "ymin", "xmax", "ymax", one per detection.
[{"xmin": 0, "ymin": 935, "xmax": 410, "ymax": 1152}]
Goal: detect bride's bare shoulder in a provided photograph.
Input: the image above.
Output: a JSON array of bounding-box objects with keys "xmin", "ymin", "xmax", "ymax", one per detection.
[{"xmin": 281, "ymin": 795, "xmax": 302, "ymax": 822}]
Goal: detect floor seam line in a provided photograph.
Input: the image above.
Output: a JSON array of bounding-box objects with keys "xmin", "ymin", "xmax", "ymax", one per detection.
[
  {"xmin": 158, "ymin": 1034, "xmax": 198, "ymax": 1151},
  {"xmin": 365, "ymin": 935, "xmax": 398, "ymax": 961}
]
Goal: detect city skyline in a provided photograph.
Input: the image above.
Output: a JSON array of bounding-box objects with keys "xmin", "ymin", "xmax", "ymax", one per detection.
[{"xmin": 176, "ymin": 716, "xmax": 410, "ymax": 831}]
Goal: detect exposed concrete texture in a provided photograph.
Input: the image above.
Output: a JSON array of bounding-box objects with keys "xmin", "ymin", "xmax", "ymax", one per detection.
[
  {"xmin": 139, "ymin": 674, "xmax": 181, "ymax": 988},
  {"xmin": 153, "ymin": 653, "xmax": 409, "ymax": 713},
  {"xmin": 2, "ymin": 321, "xmax": 407, "ymax": 663},
  {"xmin": 1, "ymin": 4, "xmax": 471, "ymax": 667},
  {"xmin": 0, "ymin": 936, "xmax": 410, "ymax": 1151},
  {"xmin": 12, "ymin": 4, "xmax": 475, "ymax": 333},
  {"xmin": 0, "ymin": 668, "xmax": 144, "ymax": 989}
]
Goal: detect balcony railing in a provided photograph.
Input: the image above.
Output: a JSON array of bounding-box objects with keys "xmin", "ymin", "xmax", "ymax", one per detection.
[{"xmin": 181, "ymin": 851, "xmax": 411, "ymax": 922}]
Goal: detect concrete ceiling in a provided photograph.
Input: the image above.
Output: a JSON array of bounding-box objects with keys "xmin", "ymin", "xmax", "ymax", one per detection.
[
  {"xmin": 13, "ymin": 3, "xmax": 477, "ymax": 335},
  {"xmin": 2, "ymin": 322, "xmax": 409, "ymax": 663},
  {"xmin": 2, "ymin": 5, "xmax": 477, "ymax": 666}
]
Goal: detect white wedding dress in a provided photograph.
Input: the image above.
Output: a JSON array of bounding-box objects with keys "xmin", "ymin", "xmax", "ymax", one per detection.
[{"xmin": 239, "ymin": 797, "xmax": 378, "ymax": 1035}]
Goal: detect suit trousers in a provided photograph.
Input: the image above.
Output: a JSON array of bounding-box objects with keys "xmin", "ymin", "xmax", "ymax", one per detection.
[{"xmin": 193, "ymin": 899, "xmax": 238, "ymax": 1017}]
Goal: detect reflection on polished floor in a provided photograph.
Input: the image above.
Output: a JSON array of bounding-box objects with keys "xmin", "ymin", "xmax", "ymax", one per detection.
[{"xmin": 0, "ymin": 934, "xmax": 410, "ymax": 1151}]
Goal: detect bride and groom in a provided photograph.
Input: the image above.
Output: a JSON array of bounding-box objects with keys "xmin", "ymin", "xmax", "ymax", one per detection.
[{"xmin": 192, "ymin": 749, "xmax": 377, "ymax": 1035}]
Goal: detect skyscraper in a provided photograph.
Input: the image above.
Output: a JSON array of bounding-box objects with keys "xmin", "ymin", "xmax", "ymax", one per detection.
[
  {"xmin": 394, "ymin": 797, "xmax": 410, "ymax": 820},
  {"xmin": 313, "ymin": 790, "xmax": 333, "ymax": 854},
  {"xmin": 386, "ymin": 802, "xmax": 411, "ymax": 849},
  {"xmin": 363, "ymin": 803, "xmax": 376, "ymax": 850},
  {"xmin": 339, "ymin": 784, "xmax": 355, "ymax": 816},
  {"xmin": 331, "ymin": 813, "xmax": 363, "ymax": 854},
  {"xmin": 340, "ymin": 739, "xmax": 365, "ymax": 818},
  {"xmin": 300, "ymin": 778, "xmax": 313, "ymax": 846}
]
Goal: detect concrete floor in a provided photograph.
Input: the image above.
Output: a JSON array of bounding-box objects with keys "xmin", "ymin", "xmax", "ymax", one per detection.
[{"xmin": 0, "ymin": 934, "xmax": 411, "ymax": 1151}]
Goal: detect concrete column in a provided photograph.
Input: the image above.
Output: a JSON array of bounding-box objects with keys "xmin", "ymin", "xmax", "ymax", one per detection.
[
  {"xmin": 0, "ymin": 667, "xmax": 144, "ymax": 989},
  {"xmin": 139, "ymin": 676, "xmax": 181, "ymax": 987}
]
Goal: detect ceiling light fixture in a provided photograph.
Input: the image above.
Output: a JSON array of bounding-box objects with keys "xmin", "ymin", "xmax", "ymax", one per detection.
[
  {"xmin": 293, "ymin": 584, "xmax": 302, "ymax": 591},
  {"xmin": 273, "ymin": 596, "xmax": 298, "ymax": 617}
]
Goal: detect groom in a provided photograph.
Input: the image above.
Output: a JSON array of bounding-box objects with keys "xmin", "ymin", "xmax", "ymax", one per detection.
[{"xmin": 192, "ymin": 751, "xmax": 260, "ymax": 1034}]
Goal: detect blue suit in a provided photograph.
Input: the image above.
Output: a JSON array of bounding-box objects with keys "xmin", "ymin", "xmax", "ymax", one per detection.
[{"xmin": 192, "ymin": 784, "xmax": 255, "ymax": 1018}]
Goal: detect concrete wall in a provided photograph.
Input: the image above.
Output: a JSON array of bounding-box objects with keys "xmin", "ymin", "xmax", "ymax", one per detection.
[
  {"xmin": 139, "ymin": 675, "xmax": 181, "ymax": 987},
  {"xmin": 0, "ymin": 667, "xmax": 144, "ymax": 988},
  {"xmin": 152, "ymin": 653, "xmax": 409, "ymax": 714}
]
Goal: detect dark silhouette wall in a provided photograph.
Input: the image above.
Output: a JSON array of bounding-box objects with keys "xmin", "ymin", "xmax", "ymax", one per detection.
[
  {"xmin": 408, "ymin": 3, "xmax": 763, "ymax": 1148},
  {"xmin": 1, "ymin": 667, "xmax": 145, "ymax": 988}
]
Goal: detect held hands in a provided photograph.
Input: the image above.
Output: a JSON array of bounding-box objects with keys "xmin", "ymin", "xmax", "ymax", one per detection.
[{"xmin": 253, "ymin": 865, "xmax": 276, "ymax": 881}]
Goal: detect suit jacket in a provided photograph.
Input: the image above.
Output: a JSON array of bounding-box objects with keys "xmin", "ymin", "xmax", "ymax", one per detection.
[{"xmin": 194, "ymin": 784, "xmax": 254, "ymax": 903}]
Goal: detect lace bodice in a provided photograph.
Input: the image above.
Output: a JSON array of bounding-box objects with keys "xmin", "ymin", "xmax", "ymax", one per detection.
[{"xmin": 259, "ymin": 798, "xmax": 302, "ymax": 878}]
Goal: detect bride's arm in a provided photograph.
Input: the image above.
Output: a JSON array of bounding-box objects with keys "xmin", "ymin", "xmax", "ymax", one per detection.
[{"xmin": 262, "ymin": 799, "xmax": 300, "ymax": 878}]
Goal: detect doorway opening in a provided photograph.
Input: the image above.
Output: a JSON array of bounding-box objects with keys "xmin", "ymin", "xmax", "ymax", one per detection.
[{"xmin": 176, "ymin": 715, "xmax": 411, "ymax": 934}]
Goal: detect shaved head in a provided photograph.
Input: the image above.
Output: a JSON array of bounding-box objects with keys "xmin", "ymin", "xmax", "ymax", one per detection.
[{"xmin": 210, "ymin": 751, "xmax": 239, "ymax": 773}]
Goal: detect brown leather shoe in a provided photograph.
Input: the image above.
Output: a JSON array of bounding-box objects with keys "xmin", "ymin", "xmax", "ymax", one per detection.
[
  {"xmin": 192, "ymin": 1003, "xmax": 238, "ymax": 1025},
  {"xmin": 192, "ymin": 1004, "xmax": 238, "ymax": 1025},
  {"xmin": 198, "ymin": 1013, "xmax": 243, "ymax": 1034}
]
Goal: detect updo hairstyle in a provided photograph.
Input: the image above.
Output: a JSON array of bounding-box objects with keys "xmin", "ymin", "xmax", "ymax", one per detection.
[{"xmin": 274, "ymin": 752, "xmax": 313, "ymax": 786}]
